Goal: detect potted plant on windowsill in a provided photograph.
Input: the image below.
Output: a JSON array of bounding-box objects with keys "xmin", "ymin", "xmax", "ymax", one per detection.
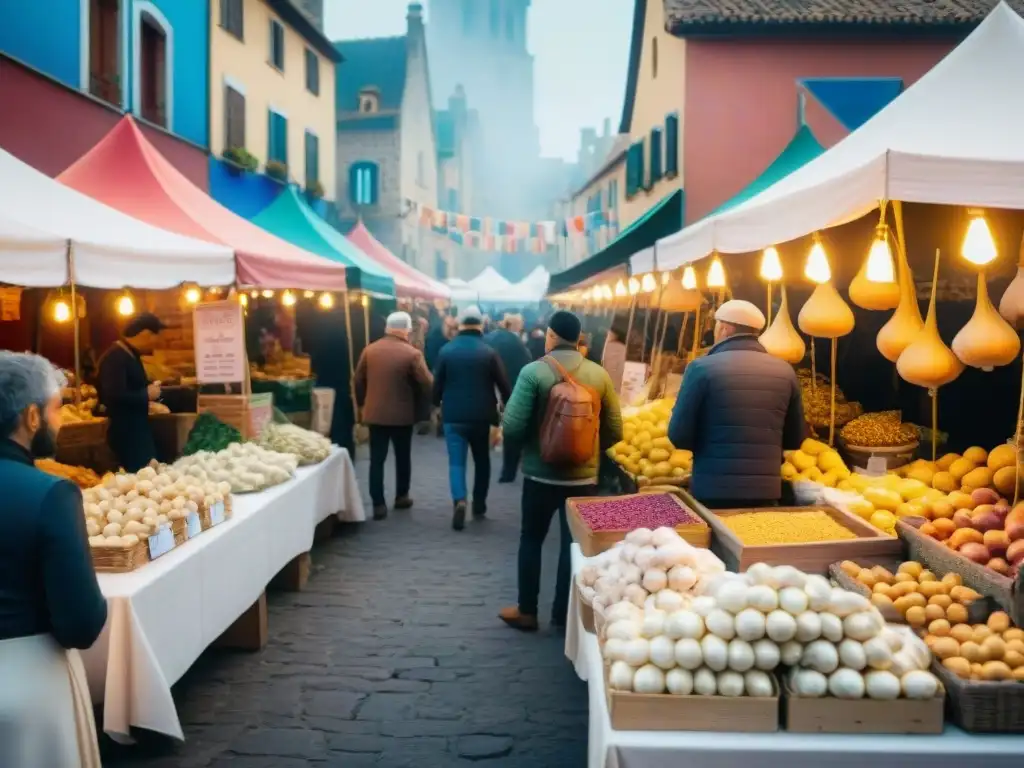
[
  {"xmin": 265, "ymin": 160, "xmax": 288, "ymax": 183},
  {"xmin": 222, "ymin": 147, "xmax": 259, "ymax": 175},
  {"xmin": 304, "ymin": 179, "xmax": 325, "ymax": 201}
]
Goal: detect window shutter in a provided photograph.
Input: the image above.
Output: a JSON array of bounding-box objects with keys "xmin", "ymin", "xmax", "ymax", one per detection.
[
  {"xmin": 225, "ymin": 87, "xmax": 245, "ymax": 149},
  {"xmin": 665, "ymin": 113, "xmax": 679, "ymax": 178},
  {"xmin": 650, "ymin": 127, "xmax": 663, "ymax": 186},
  {"xmin": 369, "ymin": 164, "xmax": 379, "ymax": 204},
  {"xmin": 625, "ymin": 144, "xmax": 639, "ymax": 199},
  {"xmin": 305, "ymin": 132, "xmax": 319, "ymax": 185}
]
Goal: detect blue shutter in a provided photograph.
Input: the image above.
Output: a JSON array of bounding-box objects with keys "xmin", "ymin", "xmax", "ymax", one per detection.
[
  {"xmin": 368, "ymin": 163, "xmax": 379, "ymax": 204},
  {"xmin": 348, "ymin": 164, "xmax": 361, "ymax": 205},
  {"xmin": 625, "ymin": 144, "xmax": 639, "ymax": 199},
  {"xmin": 650, "ymin": 127, "xmax": 663, "ymax": 185},
  {"xmin": 665, "ymin": 113, "xmax": 679, "ymax": 178}
]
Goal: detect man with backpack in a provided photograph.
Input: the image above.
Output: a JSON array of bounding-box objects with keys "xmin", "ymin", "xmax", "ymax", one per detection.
[{"xmin": 498, "ymin": 310, "xmax": 622, "ymax": 632}]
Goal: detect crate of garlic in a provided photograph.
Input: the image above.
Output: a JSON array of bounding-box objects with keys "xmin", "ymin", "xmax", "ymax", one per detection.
[
  {"xmin": 582, "ymin": 530, "xmax": 942, "ymax": 732},
  {"xmin": 83, "ymin": 465, "xmax": 232, "ymax": 572}
]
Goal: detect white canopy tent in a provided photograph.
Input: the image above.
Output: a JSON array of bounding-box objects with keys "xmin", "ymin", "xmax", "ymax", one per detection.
[
  {"xmin": 444, "ymin": 276, "xmax": 480, "ymax": 304},
  {"xmin": 467, "ymin": 266, "xmax": 514, "ymax": 302},
  {"xmin": 0, "ymin": 148, "xmax": 235, "ymax": 288},
  {"xmin": 652, "ymin": 1, "xmax": 1024, "ymax": 272}
]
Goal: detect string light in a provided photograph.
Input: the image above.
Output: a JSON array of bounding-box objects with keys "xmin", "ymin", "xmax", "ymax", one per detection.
[
  {"xmin": 318, "ymin": 292, "xmax": 334, "ymax": 309},
  {"xmin": 627, "ymin": 277, "xmax": 640, "ymax": 296},
  {"xmin": 303, "ymin": 290, "xmax": 315, "ymax": 299},
  {"xmin": 614, "ymin": 279, "xmax": 627, "ymax": 298},
  {"xmin": 804, "ymin": 237, "xmax": 831, "ymax": 284},
  {"xmin": 706, "ymin": 256, "xmax": 726, "ymax": 289},
  {"xmin": 239, "ymin": 293, "xmax": 249, "ymax": 307},
  {"xmin": 281, "ymin": 290, "xmax": 296, "ymax": 307},
  {"xmin": 361, "ymin": 294, "xmax": 369, "ymax": 307},
  {"xmin": 261, "ymin": 289, "xmax": 275, "ymax": 298},
  {"xmin": 661, "ymin": 271, "xmax": 670, "ymax": 286},
  {"xmin": 640, "ymin": 273, "xmax": 657, "ymax": 293},
  {"xmin": 759, "ymin": 247, "xmax": 783, "ymax": 282},
  {"xmin": 53, "ymin": 299, "xmax": 71, "ymax": 323},
  {"xmin": 681, "ymin": 266, "xmax": 697, "ymax": 290},
  {"xmin": 184, "ymin": 285, "xmax": 201, "ymax": 304},
  {"xmin": 866, "ymin": 225, "xmax": 896, "ymax": 283},
  {"xmin": 249, "ymin": 289, "xmax": 259, "ymax": 298},
  {"xmin": 602, "ymin": 285, "xmax": 613, "ymax": 300},
  {"xmin": 961, "ymin": 209, "xmax": 997, "ymax": 266}
]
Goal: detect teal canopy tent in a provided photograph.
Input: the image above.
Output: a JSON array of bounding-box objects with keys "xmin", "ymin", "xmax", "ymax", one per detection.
[{"xmin": 251, "ymin": 187, "xmax": 396, "ymax": 297}]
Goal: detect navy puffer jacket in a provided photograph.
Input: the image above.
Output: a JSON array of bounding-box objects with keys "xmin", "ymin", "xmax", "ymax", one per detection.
[{"xmin": 668, "ymin": 335, "xmax": 805, "ymax": 503}]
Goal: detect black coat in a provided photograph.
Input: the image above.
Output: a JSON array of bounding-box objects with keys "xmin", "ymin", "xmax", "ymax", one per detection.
[
  {"xmin": 484, "ymin": 328, "xmax": 532, "ymax": 388},
  {"xmin": 668, "ymin": 335, "xmax": 805, "ymax": 503},
  {"xmin": 526, "ymin": 332, "xmax": 546, "ymax": 361},
  {"xmin": 433, "ymin": 330, "xmax": 512, "ymax": 426},
  {"xmin": 424, "ymin": 325, "xmax": 449, "ymax": 372},
  {"xmin": 97, "ymin": 340, "xmax": 156, "ymax": 472},
  {"xmin": 308, "ymin": 310, "xmax": 355, "ymax": 457},
  {"xmin": 0, "ymin": 440, "xmax": 107, "ymax": 647}
]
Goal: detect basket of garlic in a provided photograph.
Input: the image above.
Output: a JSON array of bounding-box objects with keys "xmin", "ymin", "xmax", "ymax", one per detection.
[
  {"xmin": 83, "ymin": 465, "xmax": 232, "ymax": 572},
  {"xmin": 258, "ymin": 422, "xmax": 331, "ymax": 466},
  {"xmin": 173, "ymin": 442, "xmax": 299, "ymax": 494}
]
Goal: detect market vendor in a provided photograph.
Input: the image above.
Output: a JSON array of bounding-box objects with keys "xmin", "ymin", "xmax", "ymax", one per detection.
[
  {"xmin": 668, "ymin": 299, "xmax": 805, "ymax": 509},
  {"xmin": 97, "ymin": 313, "xmax": 164, "ymax": 472}
]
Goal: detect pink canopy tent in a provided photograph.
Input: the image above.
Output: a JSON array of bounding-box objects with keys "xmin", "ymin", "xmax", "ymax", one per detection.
[
  {"xmin": 58, "ymin": 117, "xmax": 347, "ymax": 290},
  {"xmin": 346, "ymin": 221, "xmax": 450, "ymax": 301}
]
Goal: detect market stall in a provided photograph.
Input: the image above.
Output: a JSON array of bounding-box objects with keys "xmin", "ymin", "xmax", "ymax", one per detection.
[
  {"xmin": 82, "ymin": 447, "xmax": 364, "ymax": 741},
  {"xmin": 346, "ymin": 221, "xmax": 451, "ymax": 301}
]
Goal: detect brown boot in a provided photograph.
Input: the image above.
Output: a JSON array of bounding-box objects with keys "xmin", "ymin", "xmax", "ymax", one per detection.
[{"xmin": 498, "ymin": 606, "xmax": 538, "ymax": 632}]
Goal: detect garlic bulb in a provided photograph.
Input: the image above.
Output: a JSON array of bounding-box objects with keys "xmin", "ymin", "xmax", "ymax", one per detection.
[
  {"xmin": 896, "ymin": 251, "xmax": 963, "ymax": 389},
  {"xmin": 876, "ymin": 246, "xmax": 924, "ymax": 362},
  {"xmin": 952, "ymin": 272, "xmax": 1020, "ymax": 370},
  {"xmin": 798, "ymin": 282, "xmax": 854, "ymax": 339},
  {"xmin": 760, "ymin": 286, "xmax": 806, "ymax": 364}
]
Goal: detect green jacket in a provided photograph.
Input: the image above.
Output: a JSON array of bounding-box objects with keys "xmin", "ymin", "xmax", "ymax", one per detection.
[{"xmin": 502, "ymin": 346, "xmax": 623, "ymax": 482}]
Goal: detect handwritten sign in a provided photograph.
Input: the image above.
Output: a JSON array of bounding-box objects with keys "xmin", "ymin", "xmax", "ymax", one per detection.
[
  {"xmin": 0, "ymin": 287, "xmax": 22, "ymax": 321},
  {"xmin": 210, "ymin": 500, "xmax": 226, "ymax": 527},
  {"xmin": 193, "ymin": 300, "xmax": 245, "ymax": 384},
  {"xmin": 147, "ymin": 524, "xmax": 175, "ymax": 559},
  {"xmin": 619, "ymin": 361, "xmax": 650, "ymax": 408},
  {"xmin": 186, "ymin": 511, "xmax": 202, "ymax": 539}
]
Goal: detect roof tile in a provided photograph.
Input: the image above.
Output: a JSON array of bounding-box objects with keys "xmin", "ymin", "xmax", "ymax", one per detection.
[{"xmin": 334, "ymin": 36, "xmax": 408, "ymax": 116}]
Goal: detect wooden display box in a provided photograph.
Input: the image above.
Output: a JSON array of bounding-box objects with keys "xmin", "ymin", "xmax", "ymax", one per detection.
[
  {"xmin": 57, "ymin": 418, "xmax": 109, "ymax": 449},
  {"xmin": 197, "ymin": 393, "xmax": 273, "ymax": 440},
  {"xmin": 782, "ymin": 680, "xmax": 944, "ymax": 735},
  {"xmin": 576, "ymin": 581, "xmax": 595, "ymax": 634},
  {"xmin": 897, "ymin": 517, "xmax": 1024, "ymax": 627},
  {"xmin": 566, "ymin": 493, "xmax": 711, "ymax": 557},
  {"xmin": 605, "ymin": 669, "xmax": 779, "ymax": 732},
  {"xmin": 688, "ymin": 497, "xmax": 901, "ymax": 575}
]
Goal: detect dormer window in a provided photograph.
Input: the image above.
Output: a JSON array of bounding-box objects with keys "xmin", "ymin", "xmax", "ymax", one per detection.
[{"xmin": 358, "ymin": 87, "xmax": 380, "ymax": 113}]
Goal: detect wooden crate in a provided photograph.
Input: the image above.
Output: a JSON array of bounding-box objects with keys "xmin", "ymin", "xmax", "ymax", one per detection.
[
  {"xmin": 57, "ymin": 418, "xmax": 109, "ymax": 449},
  {"xmin": 605, "ymin": 668, "xmax": 779, "ymax": 732},
  {"xmin": 782, "ymin": 679, "xmax": 944, "ymax": 735},
  {"xmin": 566, "ymin": 493, "xmax": 711, "ymax": 557},
  {"xmin": 691, "ymin": 500, "xmax": 902, "ymax": 575},
  {"xmin": 197, "ymin": 393, "xmax": 273, "ymax": 440},
  {"xmin": 576, "ymin": 581, "xmax": 595, "ymax": 634}
]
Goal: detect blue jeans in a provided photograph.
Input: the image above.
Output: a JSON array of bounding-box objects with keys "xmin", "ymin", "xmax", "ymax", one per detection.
[{"xmin": 443, "ymin": 424, "xmax": 492, "ymax": 504}]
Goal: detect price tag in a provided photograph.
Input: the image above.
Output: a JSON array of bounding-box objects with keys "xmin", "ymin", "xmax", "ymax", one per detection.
[
  {"xmin": 186, "ymin": 511, "xmax": 202, "ymax": 539},
  {"xmin": 210, "ymin": 501, "xmax": 226, "ymax": 526},
  {"xmin": 148, "ymin": 525, "xmax": 174, "ymax": 559},
  {"xmin": 865, "ymin": 457, "xmax": 888, "ymax": 477}
]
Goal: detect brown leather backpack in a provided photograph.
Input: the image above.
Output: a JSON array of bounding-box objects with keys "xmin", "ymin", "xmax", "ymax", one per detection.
[{"xmin": 538, "ymin": 355, "xmax": 601, "ymax": 466}]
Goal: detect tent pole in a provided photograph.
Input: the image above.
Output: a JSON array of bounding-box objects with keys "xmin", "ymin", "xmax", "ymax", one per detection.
[
  {"xmin": 624, "ymin": 294, "xmax": 638, "ymax": 361},
  {"xmin": 342, "ymin": 289, "xmax": 359, "ymax": 430},
  {"xmin": 362, "ymin": 294, "xmax": 370, "ymax": 349},
  {"xmin": 640, "ymin": 293, "xmax": 652, "ymax": 365},
  {"xmin": 67, "ymin": 240, "xmax": 82, "ymax": 406}
]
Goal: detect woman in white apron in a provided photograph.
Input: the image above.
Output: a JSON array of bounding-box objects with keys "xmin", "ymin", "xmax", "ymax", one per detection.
[{"xmin": 0, "ymin": 353, "xmax": 107, "ymax": 768}]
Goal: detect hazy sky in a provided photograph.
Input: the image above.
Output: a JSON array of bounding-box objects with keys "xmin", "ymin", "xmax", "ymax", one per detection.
[{"xmin": 324, "ymin": 0, "xmax": 633, "ymax": 161}]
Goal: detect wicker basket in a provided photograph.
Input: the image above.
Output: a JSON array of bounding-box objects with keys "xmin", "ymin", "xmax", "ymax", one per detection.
[
  {"xmin": 170, "ymin": 517, "xmax": 187, "ymax": 546},
  {"xmin": 897, "ymin": 518, "xmax": 1023, "ymax": 626},
  {"xmin": 931, "ymin": 659, "xmax": 1024, "ymax": 733},
  {"xmin": 199, "ymin": 495, "xmax": 234, "ymax": 531},
  {"xmin": 90, "ymin": 539, "xmax": 150, "ymax": 573}
]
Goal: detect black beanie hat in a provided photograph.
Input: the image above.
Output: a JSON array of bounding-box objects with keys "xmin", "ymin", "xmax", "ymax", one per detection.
[{"xmin": 548, "ymin": 310, "xmax": 582, "ymax": 344}]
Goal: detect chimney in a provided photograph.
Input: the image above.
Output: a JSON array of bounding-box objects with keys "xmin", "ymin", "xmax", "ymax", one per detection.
[
  {"xmin": 602, "ymin": 117, "xmax": 611, "ymax": 137},
  {"xmin": 292, "ymin": 0, "xmax": 324, "ymax": 31},
  {"xmin": 449, "ymin": 84, "xmax": 467, "ymax": 123},
  {"xmin": 407, "ymin": 2, "xmax": 424, "ymax": 53}
]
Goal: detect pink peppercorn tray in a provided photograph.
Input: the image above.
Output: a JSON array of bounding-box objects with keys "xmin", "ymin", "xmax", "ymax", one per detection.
[{"xmin": 566, "ymin": 492, "xmax": 711, "ymax": 556}]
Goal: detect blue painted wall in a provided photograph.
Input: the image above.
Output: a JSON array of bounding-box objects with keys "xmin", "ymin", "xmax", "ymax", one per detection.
[
  {"xmin": 0, "ymin": 0, "xmax": 82, "ymax": 88},
  {"xmin": 210, "ymin": 157, "xmax": 286, "ymax": 219},
  {"xmin": 0, "ymin": 0, "xmax": 208, "ymax": 147}
]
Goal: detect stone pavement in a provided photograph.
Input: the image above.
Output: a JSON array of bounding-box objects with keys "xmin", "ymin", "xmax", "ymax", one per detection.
[{"xmin": 103, "ymin": 435, "xmax": 589, "ymax": 767}]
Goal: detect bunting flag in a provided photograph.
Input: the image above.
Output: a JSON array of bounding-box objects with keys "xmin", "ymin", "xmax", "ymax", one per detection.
[{"xmin": 409, "ymin": 202, "xmax": 614, "ymax": 254}]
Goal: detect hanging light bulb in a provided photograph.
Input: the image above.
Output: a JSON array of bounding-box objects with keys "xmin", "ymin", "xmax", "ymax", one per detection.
[
  {"xmin": 628, "ymin": 277, "xmax": 640, "ymax": 295},
  {"xmin": 318, "ymin": 292, "xmax": 334, "ymax": 309},
  {"xmin": 866, "ymin": 225, "xmax": 896, "ymax": 283},
  {"xmin": 706, "ymin": 256, "xmax": 726, "ymax": 289},
  {"xmin": 249, "ymin": 289, "xmax": 259, "ymax": 298},
  {"xmin": 184, "ymin": 285, "xmax": 201, "ymax": 304},
  {"xmin": 641, "ymin": 273, "xmax": 657, "ymax": 293},
  {"xmin": 681, "ymin": 266, "xmax": 697, "ymax": 290},
  {"xmin": 261, "ymin": 289, "xmax": 275, "ymax": 298},
  {"xmin": 581, "ymin": 288, "xmax": 592, "ymax": 301},
  {"xmin": 116, "ymin": 293, "xmax": 135, "ymax": 317},
  {"xmin": 760, "ymin": 246, "xmax": 783, "ymax": 282},
  {"xmin": 614, "ymin": 279, "xmax": 627, "ymax": 298},
  {"xmin": 603, "ymin": 285, "xmax": 614, "ymax": 300},
  {"xmin": 53, "ymin": 299, "xmax": 71, "ymax": 323},
  {"xmin": 239, "ymin": 293, "xmax": 249, "ymax": 307},
  {"xmin": 361, "ymin": 294, "xmax": 369, "ymax": 307},
  {"xmin": 804, "ymin": 237, "xmax": 831, "ymax": 284},
  {"xmin": 962, "ymin": 209, "xmax": 997, "ymax": 266},
  {"xmin": 303, "ymin": 290, "xmax": 315, "ymax": 299},
  {"xmin": 661, "ymin": 271, "xmax": 670, "ymax": 286},
  {"xmin": 281, "ymin": 290, "xmax": 296, "ymax": 307}
]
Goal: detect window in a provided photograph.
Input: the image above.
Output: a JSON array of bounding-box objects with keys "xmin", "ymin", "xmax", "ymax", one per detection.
[
  {"xmin": 268, "ymin": 110, "xmax": 288, "ymax": 166},
  {"xmin": 349, "ymin": 162, "xmax": 380, "ymax": 206},
  {"xmin": 219, "ymin": 0, "xmax": 243, "ymax": 40},
  {"xmin": 304, "ymin": 48, "xmax": 319, "ymax": 95},
  {"xmin": 89, "ymin": 0, "xmax": 121, "ymax": 105},
  {"xmin": 358, "ymin": 87, "xmax": 379, "ymax": 113},
  {"xmin": 649, "ymin": 127, "xmax": 663, "ymax": 186},
  {"xmin": 651, "ymin": 37, "xmax": 658, "ymax": 79},
  {"xmin": 489, "ymin": 0, "xmax": 501, "ymax": 37},
  {"xmin": 136, "ymin": 6, "xmax": 169, "ymax": 128},
  {"xmin": 625, "ymin": 141, "xmax": 644, "ymax": 199},
  {"xmin": 462, "ymin": 0, "xmax": 474, "ymax": 32},
  {"xmin": 225, "ymin": 85, "xmax": 245, "ymax": 149},
  {"xmin": 665, "ymin": 113, "xmax": 679, "ymax": 178},
  {"xmin": 269, "ymin": 19, "xmax": 285, "ymax": 70},
  {"xmin": 304, "ymin": 131, "xmax": 319, "ymax": 186},
  {"xmin": 609, "ymin": 179, "xmax": 619, "ymax": 210}
]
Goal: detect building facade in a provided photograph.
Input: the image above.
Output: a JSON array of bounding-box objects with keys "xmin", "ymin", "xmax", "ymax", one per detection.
[
  {"xmin": 0, "ymin": 0, "xmax": 210, "ymax": 187},
  {"xmin": 334, "ymin": 3, "xmax": 445, "ymax": 278},
  {"xmin": 208, "ymin": 0, "xmax": 339, "ymax": 208},
  {"xmin": 563, "ymin": 135, "xmax": 628, "ymax": 267}
]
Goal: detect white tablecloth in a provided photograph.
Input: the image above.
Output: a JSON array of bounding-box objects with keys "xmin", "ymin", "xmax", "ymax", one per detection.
[
  {"xmin": 565, "ymin": 544, "xmax": 1023, "ymax": 768},
  {"xmin": 84, "ymin": 447, "xmax": 364, "ymax": 742}
]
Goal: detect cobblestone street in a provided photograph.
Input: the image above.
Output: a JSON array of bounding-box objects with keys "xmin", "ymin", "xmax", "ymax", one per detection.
[{"xmin": 103, "ymin": 435, "xmax": 588, "ymax": 767}]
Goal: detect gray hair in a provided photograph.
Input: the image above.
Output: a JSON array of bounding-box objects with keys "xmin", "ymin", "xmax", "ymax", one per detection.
[
  {"xmin": 386, "ymin": 311, "xmax": 412, "ymax": 331},
  {"xmin": 0, "ymin": 352, "xmax": 66, "ymax": 437}
]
